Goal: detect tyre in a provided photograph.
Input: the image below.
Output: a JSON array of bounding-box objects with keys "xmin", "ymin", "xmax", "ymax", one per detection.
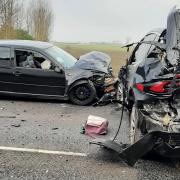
[
  {"xmin": 69, "ymin": 82, "xmax": 96, "ymax": 106},
  {"xmin": 130, "ymin": 105, "xmax": 144, "ymax": 144}
]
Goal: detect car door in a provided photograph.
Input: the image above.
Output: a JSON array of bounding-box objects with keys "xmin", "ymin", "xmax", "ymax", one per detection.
[
  {"xmin": 13, "ymin": 48, "xmax": 66, "ymax": 97},
  {"xmin": 0, "ymin": 46, "xmax": 15, "ymax": 93}
]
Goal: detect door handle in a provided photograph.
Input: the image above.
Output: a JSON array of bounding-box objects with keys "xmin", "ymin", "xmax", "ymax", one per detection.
[{"xmin": 13, "ymin": 71, "xmax": 22, "ymax": 76}]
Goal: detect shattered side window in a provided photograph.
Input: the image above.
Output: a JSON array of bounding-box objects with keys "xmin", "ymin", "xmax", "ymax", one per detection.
[{"xmin": 134, "ymin": 34, "xmax": 157, "ymax": 63}]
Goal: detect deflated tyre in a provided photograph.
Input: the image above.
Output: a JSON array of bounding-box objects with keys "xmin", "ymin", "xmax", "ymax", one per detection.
[{"xmin": 69, "ymin": 81, "xmax": 96, "ymax": 106}]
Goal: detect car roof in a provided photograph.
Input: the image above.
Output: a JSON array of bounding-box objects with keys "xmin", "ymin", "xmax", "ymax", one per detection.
[{"xmin": 0, "ymin": 40, "xmax": 53, "ymax": 49}]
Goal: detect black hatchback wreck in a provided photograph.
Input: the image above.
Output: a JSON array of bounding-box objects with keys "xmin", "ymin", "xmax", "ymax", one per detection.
[
  {"xmin": 90, "ymin": 6, "xmax": 180, "ymax": 166},
  {"xmin": 0, "ymin": 40, "xmax": 116, "ymax": 105}
]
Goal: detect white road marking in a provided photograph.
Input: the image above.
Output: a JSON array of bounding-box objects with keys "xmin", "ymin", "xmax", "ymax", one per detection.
[{"xmin": 0, "ymin": 146, "xmax": 87, "ymax": 157}]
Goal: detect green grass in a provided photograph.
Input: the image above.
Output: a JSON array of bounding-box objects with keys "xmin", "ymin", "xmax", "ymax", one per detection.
[{"xmin": 56, "ymin": 43, "xmax": 131, "ymax": 75}]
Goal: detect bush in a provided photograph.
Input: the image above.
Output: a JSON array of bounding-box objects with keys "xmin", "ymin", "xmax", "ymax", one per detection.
[{"xmin": 15, "ymin": 29, "xmax": 33, "ymax": 40}]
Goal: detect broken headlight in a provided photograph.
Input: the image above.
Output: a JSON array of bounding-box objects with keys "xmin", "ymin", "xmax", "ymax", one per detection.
[{"xmin": 91, "ymin": 75, "xmax": 105, "ymax": 86}]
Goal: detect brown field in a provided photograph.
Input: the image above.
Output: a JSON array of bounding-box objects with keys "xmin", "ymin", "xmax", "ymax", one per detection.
[{"xmin": 57, "ymin": 43, "xmax": 131, "ymax": 75}]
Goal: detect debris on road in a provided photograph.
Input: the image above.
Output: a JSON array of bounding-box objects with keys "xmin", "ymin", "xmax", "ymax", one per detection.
[
  {"xmin": 11, "ymin": 124, "xmax": 21, "ymax": 128},
  {"xmin": 84, "ymin": 115, "xmax": 108, "ymax": 137},
  {"xmin": 45, "ymin": 170, "xmax": 49, "ymax": 173},
  {"xmin": 0, "ymin": 116, "xmax": 16, "ymax": 119},
  {"xmin": 52, "ymin": 128, "xmax": 59, "ymax": 130},
  {"xmin": 21, "ymin": 119, "xmax": 26, "ymax": 122},
  {"xmin": 80, "ymin": 126, "xmax": 85, "ymax": 134}
]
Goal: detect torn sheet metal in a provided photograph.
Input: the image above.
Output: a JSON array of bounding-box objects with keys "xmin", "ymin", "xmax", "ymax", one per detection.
[{"xmin": 90, "ymin": 131, "xmax": 180, "ymax": 166}]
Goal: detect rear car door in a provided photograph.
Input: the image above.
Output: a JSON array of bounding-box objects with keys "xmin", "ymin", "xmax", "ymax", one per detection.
[
  {"xmin": 13, "ymin": 48, "xmax": 66, "ymax": 97},
  {"xmin": 0, "ymin": 46, "xmax": 14, "ymax": 93}
]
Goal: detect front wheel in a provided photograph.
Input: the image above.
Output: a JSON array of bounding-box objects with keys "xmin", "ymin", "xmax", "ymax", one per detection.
[{"xmin": 69, "ymin": 82, "xmax": 96, "ymax": 106}]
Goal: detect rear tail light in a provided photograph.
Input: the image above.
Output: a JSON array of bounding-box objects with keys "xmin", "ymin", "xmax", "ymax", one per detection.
[
  {"xmin": 136, "ymin": 83, "xmax": 144, "ymax": 92},
  {"xmin": 135, "ymin": 81, "xmax": 171, "ymax": 93},
  {"xmin": 149, "ymin": 81, "xmax": 170, "ymax": 93},
  {"xmin": 176, "ymin": 74, "xmax": 180, "ymax": 79}
]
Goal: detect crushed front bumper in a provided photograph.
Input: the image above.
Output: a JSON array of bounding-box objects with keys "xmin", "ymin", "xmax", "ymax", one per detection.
[{"xmin": 90, "ymin": 131, "xmax": 180, "ymax": 166}]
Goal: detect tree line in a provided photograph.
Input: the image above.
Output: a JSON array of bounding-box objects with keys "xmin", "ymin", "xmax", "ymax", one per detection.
[{"xmin": 0, "ymin": 0, "xmax": 54, "ymax": 41}]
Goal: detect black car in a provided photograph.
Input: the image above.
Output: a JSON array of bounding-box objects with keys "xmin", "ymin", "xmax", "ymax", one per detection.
[
  {"xmin": 118, "ymin": 6, "xmax": 180, "ymax": 157},
  {"xmin": 0, "ymin": 40, "xmax": 115, "ymax": 105}
]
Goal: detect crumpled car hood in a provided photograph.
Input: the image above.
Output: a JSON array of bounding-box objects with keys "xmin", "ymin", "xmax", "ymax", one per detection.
[{"xmin": 74, "ymin": 51, "xmax": 111, "ymax": 74}]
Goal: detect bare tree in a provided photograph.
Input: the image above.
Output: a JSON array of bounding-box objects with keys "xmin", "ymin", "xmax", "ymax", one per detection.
[
  {"xmin": 27, "ymin": 0, "xmax": 54, "ymax": 41},
  {"xmin": 14, "ymin": 0, "xmax": 24, "ymax": 30},
  {"xmin": 0, "ymin": 0, "xmax": 23, "ymax": 39}
]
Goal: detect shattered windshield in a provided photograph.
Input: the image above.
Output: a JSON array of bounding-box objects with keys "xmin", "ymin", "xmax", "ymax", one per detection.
[{"xmin": 45, "ymin": 46, "xmax": 77, "ymax": 69}]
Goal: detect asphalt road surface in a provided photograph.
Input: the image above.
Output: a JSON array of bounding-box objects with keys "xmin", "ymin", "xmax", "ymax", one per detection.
[{"xmin": 0, "ymin": 98, "xmax": 180, "ymax": 180}]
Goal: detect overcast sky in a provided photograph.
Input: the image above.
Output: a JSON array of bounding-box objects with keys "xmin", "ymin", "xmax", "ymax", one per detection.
[{"xmin": 50, "ymin": 0, "xmax": 180, "ymax": 43}]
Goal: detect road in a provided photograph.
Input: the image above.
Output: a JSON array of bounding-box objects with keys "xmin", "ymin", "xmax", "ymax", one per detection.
[{"xmin": 0, "ymin": 98, "xmax": 179, "ymax": 180}]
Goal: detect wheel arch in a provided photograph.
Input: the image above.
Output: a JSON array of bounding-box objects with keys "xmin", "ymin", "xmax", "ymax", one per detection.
[
  {"xmin": 68, "ymin": 78, "xmax": 97, "ymax": 105},
  {"xmin": 67, "ymin": 78, "xmax": 91, "ymax": 95}
]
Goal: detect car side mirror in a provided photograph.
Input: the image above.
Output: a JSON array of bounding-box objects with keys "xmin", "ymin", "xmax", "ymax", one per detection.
[{"xmin": 54, "ymin": 66, "xmax": 63, "ymax": 73}]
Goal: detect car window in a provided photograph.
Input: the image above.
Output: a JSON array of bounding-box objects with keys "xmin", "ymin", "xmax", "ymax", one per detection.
[
  {"xmin": 15, "ymin": 49, "xmax": 56, "ymax": 70},
  {"xmin": 45, "ymin": 46, "xmax": 77, "ymax": 69},
  {"xmin": 131, "ymin": 34, "xmax": 157, "ymax": 63},
  {"xmin": 0, "ymin": 47, "xmax": 11, "ymax": 67}
]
